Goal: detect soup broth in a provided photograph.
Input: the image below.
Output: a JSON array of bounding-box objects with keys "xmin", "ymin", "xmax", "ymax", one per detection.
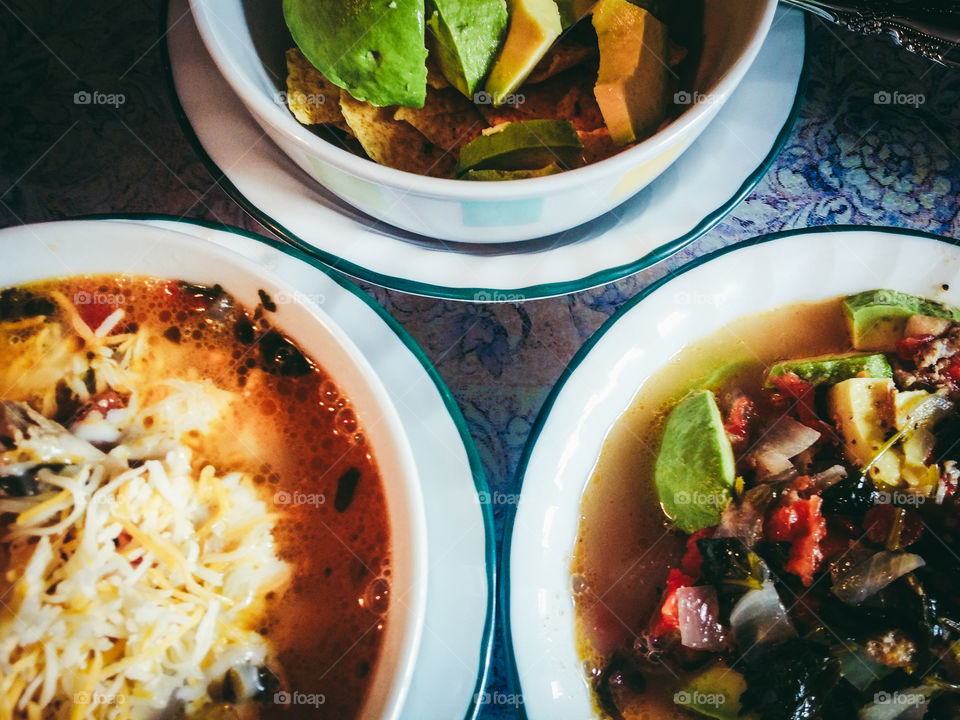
[
  {"xmin": 572, "ymin": 299, "xmax": 850, "ymax": 718},
  {"xmin": 0, "ymin": 275, "xmax": 391, "ymax": 719}
]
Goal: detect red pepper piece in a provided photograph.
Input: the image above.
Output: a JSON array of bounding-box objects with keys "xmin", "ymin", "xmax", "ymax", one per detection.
[
  {"xmin": 724, "ymin": 395, "xmax": 756, "ymax": 448},
  {"xmin": 768, "ymin": 372, "xmax": 836, "ymax": 441},
  {"xmin": 651, "ymin": 568, "xmax": 696, "ymax": 636},
  {"xmin": 681, "ymin": 528, "xmax": 713, "ymax": 579},
  {"xmin": 766, "ymin": 495, "xmax": 827, "ymax": 586}
]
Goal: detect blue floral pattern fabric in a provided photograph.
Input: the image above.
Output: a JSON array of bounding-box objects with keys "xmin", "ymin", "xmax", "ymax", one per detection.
[{"xmin": 1, "ymin": 1, "xmax": 958, "ymax": 717}]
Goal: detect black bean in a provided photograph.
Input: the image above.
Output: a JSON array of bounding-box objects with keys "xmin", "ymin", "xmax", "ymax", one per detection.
[
  {"xmin": 334, "ymin": 467, "xmax": 361, "ymax": 513},
  {"xmin": 258, "ymin": 330, "xmax": 311, "ymax": 377},
  {"xmin": 257, "ymin": 289, "xmax": 277, "ymax": 313}
]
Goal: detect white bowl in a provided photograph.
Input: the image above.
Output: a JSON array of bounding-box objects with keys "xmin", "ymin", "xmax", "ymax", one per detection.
[
  {"xmin": 189, "ymin": 0, "xmax": 778, "ymax": 243},
  {"xmin": 0, "ymin": 220, "xmax": 428, "ymax": 720},
  {"xmin": 507, "ymin": 227, "xmax": 960, "ymax": 718}
]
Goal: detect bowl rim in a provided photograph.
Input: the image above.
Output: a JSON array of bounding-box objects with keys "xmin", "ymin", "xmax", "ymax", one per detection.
[
  {"xmin": 0, "ymin": 219, "xmax": 429, "ymax": 720},
  {"xmin": 188, "ymin": 0, "xmax": 780, "ymax": 197},
  {"xmin": 83, "ymin": 212, "xmax": 500, "ymax": 720},
  {"xmin": 164, "ymin": 4, "xmax": 808, "ymax": 300},
  {"xmin": 503, "ymin": 224, "xmax": 960, "ymax": 716}
]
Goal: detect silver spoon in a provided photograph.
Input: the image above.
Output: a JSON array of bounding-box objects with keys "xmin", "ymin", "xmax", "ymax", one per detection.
[{"xmin": 782, "ymin": 0, "xmax": 959, "ymax": 68}]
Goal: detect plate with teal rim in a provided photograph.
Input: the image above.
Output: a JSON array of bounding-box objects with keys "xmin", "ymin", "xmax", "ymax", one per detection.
[
  {"xmin": 163, "ymin": 0, "xmax": 808, "ymax": 300},
  {"xmin": 73, "ymin": 214, "xmax": 496, "ymax": 720},
  {"xmin": 503, "ymin": 225, "xmax": 960, "ymax": 718}
]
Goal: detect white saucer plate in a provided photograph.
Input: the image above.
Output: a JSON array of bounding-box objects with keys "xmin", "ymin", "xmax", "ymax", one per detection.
[
  {"xmin": 164, "ymin": 0, "xmax": 807, "ymax": 299},
  {"xmin": 506, "ymin": 226, "xmax": 960, "ymax": 718},
  {"xmin": 69, "ymin": 216, "xmax": 495, "ymax": 720}
]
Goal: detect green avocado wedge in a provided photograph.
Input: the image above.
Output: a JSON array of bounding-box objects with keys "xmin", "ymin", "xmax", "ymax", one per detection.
[
  {"xmin": 676, "ymin": 663, "xmax": 750, "ymax": 720},
  {"xmin": 555, "ymin": 0, "xmax": 594, "ymax": 28},
  {"xmin": 593, "ymin": 0, "xmax": 671, "ymax": 145},
  {"xmin": 690, "ymin": 359, "xmax": 751, "ymax": 393},
  {"xmin": 427, "ymin": 0, "xmax": 508, "ymax": 98},
  {"xmin": 461, "ymin": 163, "xmax": 562, "ymax": 180},
  {"xmin": 844, "ymin": 289, "xmax": 960, "ymax": 351},
  {"xmin": 455, "ymin": 120, "xmax": 582, "ymax": 176},
  {"xmin": 484, "ymin": 0, "xmax": 563, "ymax": 106},
  {"xmin": 766, "ymin": 353, "xmax": 893, "ymax": 387},
  {"xmin": 283, "ymin": 0, "xmax": 428, "ymax": 108},
  {"xmin": 556, "ymin": 0, "xmax": 665, "ymax": 27},
  {"xmin": 654, "ymin": 390, "xmax": 735, "ymax": 534}
]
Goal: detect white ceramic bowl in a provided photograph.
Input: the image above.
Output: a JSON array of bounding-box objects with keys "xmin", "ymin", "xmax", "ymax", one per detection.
[
  {"xmin": 507, "ymin": 227, "xmax": 960, "ymax": 718},
  {"xmin": 189, "ymin": 0, "xmax": 778, "ymax": 243},
  {"xmin": 0, "ymin": 220, "xmax": 428, "ymax": 720}
]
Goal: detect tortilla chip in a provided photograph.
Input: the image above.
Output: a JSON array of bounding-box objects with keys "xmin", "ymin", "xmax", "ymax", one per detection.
[
  {"xmin": 285, "ymin": 48, "xmax": 346, "ymax": 127},
  {"xmin": 339, "ymin": 91, "xmax": 456, "ymax": 177},
  {"xmin": 578, "ymin": 127, "xmax": 623, "ymax": 165},
  {"xmin": 527, "ymin": 41, "xmax": 597, "ymax": 84},
  {"xmin": 556, "ymin": 80, "xmax": 605, "ymax": 132},
  {"xmin": 477, "ymin": 66, "xmax": 605, "ymax": 132},
  {"xmin": 475, "ymin": 102, "xmax": 527, "ymax": 129},
  {"xmin": 394, "ymin": 88, "xmax": 485, "ymax": 153}
]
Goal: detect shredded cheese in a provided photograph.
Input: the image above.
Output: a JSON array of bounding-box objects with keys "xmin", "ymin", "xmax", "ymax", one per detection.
[{"xmin": 0, "ymin": 298, "xmax": 290, "ymax": 720}]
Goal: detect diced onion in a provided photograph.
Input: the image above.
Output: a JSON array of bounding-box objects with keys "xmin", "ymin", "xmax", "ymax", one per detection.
[
  {"xmin": 755, "ymin": 416, "xmax": 821, "ymax": 459},
  {"xmin": 831, "ymin": 551, "xmax": 925, "ymax": 606},
  {"xmin": 858, "ymin": 686, "xmax": 931, "ymax": 720},
  {"xmin": 729, "ymin": 579, "xmax": 796, "ymax": 650},
  {"xmin": 677, "ymin": 585, "xmax": 727, "ymax": 651}
]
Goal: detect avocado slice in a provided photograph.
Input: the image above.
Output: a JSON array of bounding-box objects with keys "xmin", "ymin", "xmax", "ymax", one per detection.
[
  {"xmin": 766, "ymin": 353, "xmax": 893, "ymax": 388},
  {"xmin": 593, "ymin": 0, "xmax": 672, "ymax": 145},
  {"xmin": 484, "ymin": 0, "xmax": 563, "ymax": 106},
  {"xmin": 455, "ymin": 120, "xmax": 582, "ymax": 176},
  {"xmin": 426, "ymin": 0, "xmax": 508, "ymax": 98},
  {"xmin": 828, "ymin": 377, "xmax": 901, "ymax": 486},
  {"xmin": 675, "ymin": 663, "xmax": 750, "ymax": 720},
  {"xmin": 691, "ymin": 359, "xmax": 750, "ymax": 393},
  {"xmin": 556, "ymin": 0, "xmax": 665, "ymax": 27},
  {"xmin": 555, "ymin": 0, "xmax": 595, "ymax": 28},
  {"xmin": 284, "ymin": 0, "xmax": 428, "ymax": 108},
  {"xmin": 843, "ymin": 289, "xmax": 960, "ymax": 351},
  {"xmin": 654, "ymin": 390, "xmax": 736, "ymax": 534},
  {"xmin": 461, "ymin": 163, "xmax": 562, "ymax": 180},
  {"xmin": 829, "ymin": 378, "xmax": 950, "ymax": 491}
]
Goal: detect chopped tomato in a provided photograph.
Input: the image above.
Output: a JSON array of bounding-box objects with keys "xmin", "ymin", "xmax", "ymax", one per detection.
[
  {"xmin": 74, "ymin": 292, "xmax": 121, "ymax": 333},
  {"xmin": 766, "ymin": 495, "xmax": 826, "ymax": 586},
  {"xmin": 724, "ymin": 395, "xmax": 756, "ymax": 447},
  {"xmin": 651, "ymin": 569, "xmax": 696, "ymax": 636},
  {"xmin": 895, "ymin": 335, "xmax": 934, "ymax": 363},
  {"xmin": 940, "ymin": 470, "xmax": 959, "ymax": 502},
  {"xmin": 769, "ymin": 371, "xmax": 811, "ymax": 405},
  {"xmin": 946, "ymin": 356, "xmax": 960, "ymax": 383},
  {"xmin": 768, "ymin": 372, "xmax": 835, "ymax": 441},
  {"xmin": 681, "ymin": 528, "xmax": 712, "ymax": 579},
  {"xmin": 863, "ymin": 504, "xmax": 923, "ymax": 547},
  {"xmin": 162, "ymin": 280, "xmax": 217, "ymax": 313}
]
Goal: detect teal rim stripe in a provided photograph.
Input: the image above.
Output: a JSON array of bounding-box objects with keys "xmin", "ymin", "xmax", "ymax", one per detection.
[
  {"xmin": 73, "ymin": 211, "xmax": 497, "ymax": 720},
  {"xmin": 160, "ymin": 3, "xmax": 810, "ymax": 301},
  {"xmin": 500, "ymin": 224, "xmax": 960, "ymax": 718}
]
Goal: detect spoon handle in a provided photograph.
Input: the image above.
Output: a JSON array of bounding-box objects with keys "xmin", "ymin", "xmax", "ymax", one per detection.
[{"xmin": 782, "ymin": 0, "xmax": 960, "ymax": 68}]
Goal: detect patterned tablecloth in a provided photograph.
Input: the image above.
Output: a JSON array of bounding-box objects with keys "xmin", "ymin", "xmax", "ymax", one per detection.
[{"xmin": 1, "ymin": 1, "xmax": 958, "ymax": 717}]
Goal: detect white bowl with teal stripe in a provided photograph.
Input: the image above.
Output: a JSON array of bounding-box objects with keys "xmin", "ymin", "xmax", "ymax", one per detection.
[
  {"xmin": 506, "ymin": 227, "xmax": 960, "ymax": 718},
  {"xmin": 189, "ymin": 0, "xmax": 778, "ymax": 243}
]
